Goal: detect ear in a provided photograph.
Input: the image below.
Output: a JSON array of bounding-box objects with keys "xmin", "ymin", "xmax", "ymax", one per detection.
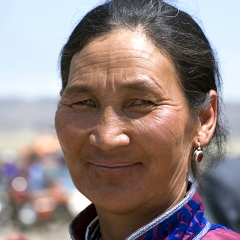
[{"xmin": 193, "ymin": 90, "xmax": 218, "ymax": 148}]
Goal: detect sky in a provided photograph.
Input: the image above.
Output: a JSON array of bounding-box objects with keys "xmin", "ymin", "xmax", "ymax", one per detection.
[{"xmin": 1, "ymin": 0, "xmax": 240, "ymax": 102}]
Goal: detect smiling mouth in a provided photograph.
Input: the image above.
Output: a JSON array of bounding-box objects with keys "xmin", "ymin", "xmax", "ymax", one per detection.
[
  {"xmin": 88, "ymin": 162, "xmax": 141, "ymax": 175},
  {"xmin": 90, "ymin": 162, "xmax": 139, "ymax": 168}
]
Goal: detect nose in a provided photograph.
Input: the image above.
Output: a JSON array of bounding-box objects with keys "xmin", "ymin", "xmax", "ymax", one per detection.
[{"xmin": 89, "ymin": 108, "xmax": 130, "ymax": 151}]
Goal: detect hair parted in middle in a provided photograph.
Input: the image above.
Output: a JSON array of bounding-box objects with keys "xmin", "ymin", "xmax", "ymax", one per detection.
[{"xmin": 59, "ymin": 0, "xmax": 228, "ymax": 178}]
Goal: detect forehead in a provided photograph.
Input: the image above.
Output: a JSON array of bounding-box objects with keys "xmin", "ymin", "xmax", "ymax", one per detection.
[
  {"xmin": 74, "ymin": 29, "xmax": 156, "ymax": 62},
  {"xmin": 67, "ymin": 29, "xmax": 180, "ymax": 94},
  {"xmin": 70, "ymin": 29, "xmax": 174, "ymax": 73}
]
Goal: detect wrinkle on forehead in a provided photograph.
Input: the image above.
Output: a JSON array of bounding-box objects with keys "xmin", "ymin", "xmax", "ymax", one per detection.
[
  {"xmin": 69, "ymin": 29, "xmax": 156, "ymax": 72},
  {"xmin": 66, "ymin": 29, "xmax": 181, "ymax": 99}
]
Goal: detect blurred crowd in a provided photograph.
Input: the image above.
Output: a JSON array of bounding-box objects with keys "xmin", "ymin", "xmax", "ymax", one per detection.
[
  {"xmin": 0, "ymin": 135, "xmax": 239, "ymax": 239},
  {"xmin": 0, "ymin": 135, "xmax": 90, "ymax": 239}
]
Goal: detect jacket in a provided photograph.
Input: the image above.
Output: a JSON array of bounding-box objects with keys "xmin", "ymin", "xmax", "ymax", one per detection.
[{"xmin": 69, "ymin": 183, "xmax": 240, "ymax": 239}]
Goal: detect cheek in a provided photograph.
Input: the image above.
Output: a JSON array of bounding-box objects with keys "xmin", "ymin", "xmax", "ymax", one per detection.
[
  {"xmin": 55, "ymin": 109, "xmax": 90, "ymax": 158},
  {"xmin": 55, "ymin": 110, "xmax": 91, "ymax": 189},
  {"xmin": 134, "ymin": 109, "xmax": 192, "ymax": 162}
]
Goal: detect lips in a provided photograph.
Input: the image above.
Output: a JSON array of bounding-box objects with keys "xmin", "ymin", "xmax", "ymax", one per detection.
[
  {"xmin": 90, "ymin": 162, "xmax": 138, "ymax": 168},
  {"xmin": 88, "ymin": 161, "xmax": 141, "ymax": 176}
]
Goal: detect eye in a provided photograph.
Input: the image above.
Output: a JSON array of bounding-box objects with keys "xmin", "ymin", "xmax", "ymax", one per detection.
[
  {"xmin": 125, "ymin": 98, "xmax": 156, "ymax": 116},
  {"xmin": 80, "ymin": 99, "xmax": 96, "ymax": 106},
  {"xmin": 71, "ymin": 99, "xmax": 96, "ymax": 108},
  {"xmin": 128, "ymin": 99, "xmax": 154, "ymax": 107},
  {"xmin": 132, "ymin": 99, "xmax": 153, "ymax": 105}
]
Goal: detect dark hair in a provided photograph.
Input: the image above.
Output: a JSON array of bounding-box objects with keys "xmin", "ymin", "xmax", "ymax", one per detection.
[{"xmin": 59, "ymin": 0, "xmax": 228, "ymax": 179}]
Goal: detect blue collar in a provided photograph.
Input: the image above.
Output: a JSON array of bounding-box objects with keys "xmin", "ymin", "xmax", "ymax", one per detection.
[
  {"xmin": 127, "ymin": 183, "xmax": 210, "ymax": 239},
  {"xmin": 69, "ymin": 183, "xmax": 215, "ymax": 240}
]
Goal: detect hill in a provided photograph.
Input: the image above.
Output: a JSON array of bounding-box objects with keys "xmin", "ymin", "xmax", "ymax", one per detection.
[{"xmin": 0, "ymin": 98, "xmax": 240, "ymax": 155}]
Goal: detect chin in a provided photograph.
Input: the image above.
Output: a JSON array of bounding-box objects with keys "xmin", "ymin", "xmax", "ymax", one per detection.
[{"xmin": 77, "ymin": 181, "xmax": 146, "ymax": 213}]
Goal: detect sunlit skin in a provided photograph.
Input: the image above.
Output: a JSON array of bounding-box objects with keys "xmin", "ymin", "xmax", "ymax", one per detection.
[{"xmin": 55, "ymin": 29, "xmax": 215, "ymax": 240}]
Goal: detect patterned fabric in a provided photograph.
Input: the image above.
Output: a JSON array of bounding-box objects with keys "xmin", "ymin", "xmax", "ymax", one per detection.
[
  {"xmin": 126, "ymin": 184, "xmax": 211, "ymax": 240},
  {"xmin": 69, "ymin": 182, "xmax": 238, "ymax": 240},
  {"xmin": 85, "ymin": 216, "xmax": 101, "ymax": 240}
]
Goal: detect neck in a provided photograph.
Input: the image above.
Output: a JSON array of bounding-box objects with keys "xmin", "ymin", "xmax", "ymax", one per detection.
[{"xmin": 96, "ymin": 181, "xmax": 188, "ymax": 240}]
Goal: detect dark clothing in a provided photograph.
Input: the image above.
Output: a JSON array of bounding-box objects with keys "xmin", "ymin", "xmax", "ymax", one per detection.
[{"xmin": 68, "ymin": 183, "xmax": 240, "ymax": 239}]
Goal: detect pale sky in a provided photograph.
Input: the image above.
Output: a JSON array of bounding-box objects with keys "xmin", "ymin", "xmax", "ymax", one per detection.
[{"xmin": 1, "ymin": 0, "xmax": 240, "ymax": 102}]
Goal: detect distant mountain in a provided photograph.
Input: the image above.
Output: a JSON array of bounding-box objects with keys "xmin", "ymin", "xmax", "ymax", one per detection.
[
  {"xmin": 0, "ymin": 98, "xmax": 58, "ymax": 132},
  {"xmin": 224, "ymin": 102, "xmax": 240, "ymax": 138},
  {"xmin": 1, "ymin": 98, "xmax": 240, "ymax": 132},
  {"xmin": 0, "ymin": 98, "xmax": 239, "ymax": 151}
]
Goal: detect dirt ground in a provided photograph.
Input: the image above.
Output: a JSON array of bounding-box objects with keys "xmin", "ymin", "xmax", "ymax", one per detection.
[{"xmin": 0, "ymin": 222, "xmax": 71, "ymax": 240}]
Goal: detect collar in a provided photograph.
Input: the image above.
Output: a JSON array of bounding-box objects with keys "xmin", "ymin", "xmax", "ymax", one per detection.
[
  {"xmin": 85, "ymin": 216, "xmax": 101, "ymax": 240},
  {"xmin": 69, "ymin": 183, "xmax": 211, "ymax": 240}
]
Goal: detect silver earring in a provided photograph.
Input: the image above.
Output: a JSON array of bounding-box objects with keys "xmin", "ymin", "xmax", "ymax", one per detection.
[{"xmin": 193, "ymin": 142, "xmax": 203, "ymax": 163}]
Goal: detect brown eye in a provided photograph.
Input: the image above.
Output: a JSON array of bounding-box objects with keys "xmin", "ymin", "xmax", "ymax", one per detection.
[
  {"xmin": 133, "ymin": 99, "xmax": 153, "ymax": 105},
  {"xmin": 80, "ymin": 99, "xmax": 96, "ymax": 106},
  {"xmin": 71, "ymin": 99, "xmax": 96, "ymax": 108}
]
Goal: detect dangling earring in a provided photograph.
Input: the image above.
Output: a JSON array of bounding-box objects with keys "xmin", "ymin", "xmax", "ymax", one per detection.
[{"xmin": 193, "ymin": 142, "xmax": 203, "ymax": 163}]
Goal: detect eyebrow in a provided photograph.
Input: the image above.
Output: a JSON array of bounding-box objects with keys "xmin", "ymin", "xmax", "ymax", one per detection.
[
  {"xmin": 63, "ymin": 78, "xmax": 159, "ymax": 95},
  {"xmin": 119, "ymin": 80, "xmax": 154, "ymax": 92},
  {"xmin": 63, "ymin": 84, "xmax": 96, "ymax": 96}
]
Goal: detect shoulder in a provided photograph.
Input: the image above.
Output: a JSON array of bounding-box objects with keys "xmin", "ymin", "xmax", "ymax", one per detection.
[{"xmin": 203, "ymin": 225, "xmax": 240, "ymax": 240}]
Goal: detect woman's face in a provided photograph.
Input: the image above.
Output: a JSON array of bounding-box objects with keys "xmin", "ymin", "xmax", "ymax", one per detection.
[{"xmin": 55, "ymin": 30, "xmax": 197, "ymax": 214}]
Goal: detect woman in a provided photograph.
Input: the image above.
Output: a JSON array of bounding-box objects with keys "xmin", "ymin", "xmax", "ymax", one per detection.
[{"xmin": 55, "ymin": 0, "xmax": 240, "ymax": 239}]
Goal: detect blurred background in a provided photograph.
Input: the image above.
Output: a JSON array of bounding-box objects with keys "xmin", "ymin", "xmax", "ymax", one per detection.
[{"xmin": 1, "ymin": 0, "xmax": 239, "ymax": 239}]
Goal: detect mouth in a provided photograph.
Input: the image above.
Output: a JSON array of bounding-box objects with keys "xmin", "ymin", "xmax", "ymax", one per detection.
[
  {"xmin": 90, "ymin": 162, "xmax": 138, "ymax": 168},
  {"xmin": 89, "ymin": 162, "xmax": 141, "ymax": 174}
]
